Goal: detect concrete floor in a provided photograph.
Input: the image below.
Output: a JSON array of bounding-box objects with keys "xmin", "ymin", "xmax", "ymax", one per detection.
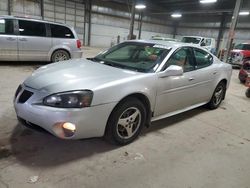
[{"xmin": 0, "ymin": 48, "xmax": 250, "ymax": 188}]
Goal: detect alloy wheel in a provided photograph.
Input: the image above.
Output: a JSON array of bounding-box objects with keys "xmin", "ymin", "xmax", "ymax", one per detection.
[{"xmin": 116, "ymin": 107, "xmax": 141, "ymax": 139}]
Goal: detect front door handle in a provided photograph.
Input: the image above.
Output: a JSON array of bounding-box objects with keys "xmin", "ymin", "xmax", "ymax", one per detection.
[
  {"xmin": 19, "ymin": 38, "xmax": 27, "ymax": 41},
  {"xmin": 213, "ymin": 71, "xmax": 218, "ymax": 75},
  {"xmin": 6, "ymin": 37, "xmax": 16, "ymax": 41},
  {"xmin": 189, "ymin": 77, "xmax": 195, "ymax": 81}
]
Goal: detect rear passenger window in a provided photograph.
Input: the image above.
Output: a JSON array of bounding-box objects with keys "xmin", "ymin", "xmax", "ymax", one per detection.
[
  {"xmin": 19, "ymin": 20, "xmax": 46, "ymax": 37},
  {"xmin": 50, "ymin": 24, "xmax": 74, "ymax": 38},
  {"xmin": 0, "ymin": 19, "xmax": 14, "ymax": 35},
  {"xmin": 194, "ymin": 48, "xmax": 213, "ymax": 69}
]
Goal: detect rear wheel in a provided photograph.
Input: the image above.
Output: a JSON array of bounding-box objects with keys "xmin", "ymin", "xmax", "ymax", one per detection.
[
  {"xmin": 207, "ymin": 82, "xmax": 226, "ymax": 109},
  {"xmin": 105, "ymin": 97, "xmax": 146, "ymax": 145},
  {"xmin": 51, "ymin": 50, "xmax": 70, "ymax": 62}
]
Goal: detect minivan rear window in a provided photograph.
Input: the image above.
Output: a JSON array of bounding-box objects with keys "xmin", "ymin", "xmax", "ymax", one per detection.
[
  {"xmin": 0, "ymin": 19, "xmax": 14, "ymax": 35},
  {"xmin": 50, "ymin": 24, "xmax": 74, "ymax": 39},
  {"xmin": 19, "ymin": 20, "xmax": 46, "ymax": 37}
]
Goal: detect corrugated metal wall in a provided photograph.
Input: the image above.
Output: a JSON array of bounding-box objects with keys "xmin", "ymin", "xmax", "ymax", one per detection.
[
  {"xmin": 0, "ymin": 0, "xmax": 8, "ymax": 15},
  {"xmin": 0, "ymin": 0, "xmax": 249, "ymax": 48},
  {"xmin": 90, "ymin": 11, "xmax": 174, "ymax": 47}
]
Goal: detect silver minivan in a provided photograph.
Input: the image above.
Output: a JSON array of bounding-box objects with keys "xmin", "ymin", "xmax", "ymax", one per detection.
[{"xmin": 0, "ymin": 16, "xmax": 82, "ymax": 62}]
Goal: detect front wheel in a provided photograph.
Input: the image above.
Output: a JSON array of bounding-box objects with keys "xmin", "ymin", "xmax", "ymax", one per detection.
[
  {"xmin": 207, "ymin": 82, "xmax": 226, "ymax": 109},
  {"xmin": 105, "ymin": 97, "xmax": 146, "ymax": 145}
]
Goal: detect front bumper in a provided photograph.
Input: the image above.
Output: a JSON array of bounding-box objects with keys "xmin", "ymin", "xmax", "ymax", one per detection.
[
  {"xmin": 228, "ymin": 59, "xmax": 243, "ymax": 66},
  {"xmin": 239, "ymin": 70, "xmax": 248, "ymax": 82},
  {"xmin": 14, "ymin": 85, "xmax": 117, "ymax": 139}
]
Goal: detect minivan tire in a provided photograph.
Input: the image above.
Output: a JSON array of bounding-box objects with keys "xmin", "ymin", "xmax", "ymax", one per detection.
[{"xmin": 51, "ymin": 50, "xmax": 70, "ymax": 62}]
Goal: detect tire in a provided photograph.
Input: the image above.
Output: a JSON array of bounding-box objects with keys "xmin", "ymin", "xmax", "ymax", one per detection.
[
  {"xmin": 207, "ymin": 82, "xmax": 226, "ymax": 109},
  {"xmin": 51, "ymin": 50, "xmax": 70, "ymax": 62},
  {"xmin": 105, "ymin": 97, "xmax": 146, "ymax": 145},
  {"xmin": 246, "ymin": 88, "xmax": 250, "ymax": 98}
]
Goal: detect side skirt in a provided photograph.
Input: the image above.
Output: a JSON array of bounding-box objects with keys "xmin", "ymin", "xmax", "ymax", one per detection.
[{"xmin": 151, "ymin": 102, "xmax": 208, "ymax": 122}]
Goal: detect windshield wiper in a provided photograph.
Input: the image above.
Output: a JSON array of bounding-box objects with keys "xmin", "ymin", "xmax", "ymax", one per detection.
[
  {"xmin": 87, "ymin": 57, "xmax": 144, "ymax": 72},
  {"xmin": 87, "ymin": 57, "xmax": 102, "ymax": 62}
]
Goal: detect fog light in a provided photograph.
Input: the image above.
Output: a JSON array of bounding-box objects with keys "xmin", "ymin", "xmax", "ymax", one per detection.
[
  {"xmin": 62, "ymin": 122, "xmax": 76, "ymax": 131},
  {"xmin": 53, "ymin": 122, "xmax": 76, "ymax": 138}
]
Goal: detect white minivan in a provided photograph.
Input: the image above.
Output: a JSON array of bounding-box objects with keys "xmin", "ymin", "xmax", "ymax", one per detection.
[
  {"xmin": 0, "ymin": 16, "xmax": 82, "ymax": 62},
  {"xmin": 181, "ymin": 36, "xmax": 216, "ymax": 54}
]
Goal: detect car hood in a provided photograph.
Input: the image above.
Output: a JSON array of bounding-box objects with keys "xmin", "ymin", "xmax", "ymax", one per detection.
[{"xmin": 24, "ymin": 58, "xmax": 142, "ymax": 93}]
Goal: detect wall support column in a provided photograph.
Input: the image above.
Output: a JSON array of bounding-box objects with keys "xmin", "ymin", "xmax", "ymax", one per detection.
[
  {"xmin": 225, "ymin": 0, "xmax": 242, "ymax": 62},
  {"xmin": 138, "ymin": 12, "xmax": 143, "ymax": 39},
  {"xmin": 216, "ymin": 13, "xmax": 226, "ymax": 54},
  {"xmin": 128, "ymin": 0, "xmax": 135, "ymax": 40},
  {"xmin": 8, "ymin": 0, "xmax": 11, "ymax": 15},
  {"xmin": 41, "ymin": 0, "xmax": 44, "ymax": 20},
  {"xmin": 172, "ymin": 22, "xmax": 179, "ymax": 39},
  {"xmin": 84, "ymin": 0, "xmax": 92, "ymax": 46}
]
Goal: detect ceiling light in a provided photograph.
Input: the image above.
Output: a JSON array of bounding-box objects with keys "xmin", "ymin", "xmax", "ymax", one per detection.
[
  {"xmin": 200, "ymin": 0, "xmax": 217, "ymax": 4},
  {"xmin": 135, "ymin": 4, "xmax": 146, "ymax": 9},
  {"xmin": 171, "ymin": 13, "xmax": 182, "ymax": 18},
  {"xmin": 239, "ymin": 11, "xmax": 249, "ymax": 16}
]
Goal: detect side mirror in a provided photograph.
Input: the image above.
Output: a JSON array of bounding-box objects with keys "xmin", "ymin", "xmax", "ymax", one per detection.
[{"xmin": 158, "ymin": 65, "xmax": 183, "ymax": 78}]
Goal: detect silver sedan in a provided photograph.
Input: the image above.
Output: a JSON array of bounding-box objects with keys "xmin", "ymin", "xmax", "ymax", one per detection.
[{"xmin": 14, "ymin": 40, "xmax": 232, "ymax": 145}]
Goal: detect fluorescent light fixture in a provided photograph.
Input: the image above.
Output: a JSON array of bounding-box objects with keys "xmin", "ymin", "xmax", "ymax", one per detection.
[
  {"xmin": 171, "ymin": 13, "xmax": 182, "ymax": 18},
  {"xmin": 239, "ymin": 11, "xmax": 249, "ymax": 16},
  {"xmin": 135, "ymin": 4, "xmax": 146, "ymax": 9},
  {"xmin": 200, "ymin": 0, "xmax": 217, "ymax": 4}
]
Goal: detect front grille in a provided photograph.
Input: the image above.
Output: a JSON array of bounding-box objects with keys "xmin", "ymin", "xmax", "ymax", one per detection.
[
  {"xmin": 18, "ymin": 90, "xmax": 33, "ymax": 103},
  {"xmin": 15, "ymin": 85, "xmax": 22, "ymax": 99}
]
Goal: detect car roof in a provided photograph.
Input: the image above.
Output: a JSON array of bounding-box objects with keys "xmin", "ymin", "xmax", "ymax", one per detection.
[
  {"xmin": 128, "ymin": 39, "xmax": 199, "ymax": 49},
  {"xmin": 0, "ymin": 15, "xmax": 72, "ymax": 28},
  {"xmin": 182, "ymin": 36, "xmax": 203, "ymax": 38},
  {"xmin": 182, "ymin": 36, "xmax": 215, "ymax": 40}
]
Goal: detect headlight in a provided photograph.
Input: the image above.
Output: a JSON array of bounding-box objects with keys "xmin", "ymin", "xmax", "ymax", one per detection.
[{"xmin": 43, "ymin": 90, "xmax": 93, "ymax": 108}]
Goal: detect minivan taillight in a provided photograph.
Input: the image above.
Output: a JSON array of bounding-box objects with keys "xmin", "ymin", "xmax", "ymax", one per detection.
[{"xmin": 77, "ymin": 40, "xmax": 81, "ymax": 49}]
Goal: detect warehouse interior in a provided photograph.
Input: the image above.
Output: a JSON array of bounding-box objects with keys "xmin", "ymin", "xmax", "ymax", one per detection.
[
  {"xmin": 0, "ymin": 0, "xmax": 250, "ymax": 187},
  {"xmin": 0, "ymin": 0, "xmax": 249, "ymax": 48}
]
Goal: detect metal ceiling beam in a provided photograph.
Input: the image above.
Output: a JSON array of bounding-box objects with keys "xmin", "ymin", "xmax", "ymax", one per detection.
[{"xmin": 149, "ymin": 9, "xmax": 233, "ymax": 15}]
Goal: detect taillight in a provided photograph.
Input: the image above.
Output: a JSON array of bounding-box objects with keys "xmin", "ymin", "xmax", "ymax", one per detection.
[{"xmin": 77, "ymin": 40, "xmax": 81, "ymax": 49}]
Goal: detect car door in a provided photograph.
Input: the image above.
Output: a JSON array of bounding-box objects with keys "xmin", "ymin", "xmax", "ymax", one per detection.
[
  {"xmin": 17, "ymin": 19, "xmax": 52, "ymax": 61},
  {"xmin": 154, "ymin": 47, "xmax": 197, "ymax": 117},
  {"xmin": 191, "ymin": 47, "xmax": 216, "ymax": 103},
  {"xmin": 0, "ymin": 18, "xmax": 18, "ymax": 61}
]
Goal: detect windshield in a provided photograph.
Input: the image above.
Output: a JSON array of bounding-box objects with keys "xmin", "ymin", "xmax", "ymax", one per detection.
[
  {"xmin": 181, "ymin": 37, "xmax": 201, "ymax": 44},
  {"xmin": 234, "ymin": 44, "xmax": 243, "ymax": 50},
  {"xmin": 235, "ymin": 44, "xmax": 250, "ymax": 50},
  {"xmin": 92, "ymin": 42, "xmax": 171, "ymax": 73}
]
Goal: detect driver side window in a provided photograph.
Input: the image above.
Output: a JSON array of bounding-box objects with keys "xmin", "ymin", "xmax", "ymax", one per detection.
[{"xmin": 163, "ymin": 47, "xmax": 195, "ymax": 72}]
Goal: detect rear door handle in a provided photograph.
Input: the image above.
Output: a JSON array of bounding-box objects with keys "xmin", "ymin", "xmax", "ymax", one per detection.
[
  {"xmin": 6, "ymin": 37, "xmax": 16, "ymax": 41},
  {"xmin": 19, "ymin": 38, "xmax": 27, "ymax": 41},
  {"xmin": 189, "ymin": 77, "xmax": 195, "ymax": 81},
  {"xmin": 213, "ymin": 71, "xmax": 218, "ymax": 75}
]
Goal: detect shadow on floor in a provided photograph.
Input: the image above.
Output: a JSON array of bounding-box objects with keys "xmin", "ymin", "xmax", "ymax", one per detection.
[{"xmin": 9, "ymin": 106, "xmax": 207, "ymax": 168}]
